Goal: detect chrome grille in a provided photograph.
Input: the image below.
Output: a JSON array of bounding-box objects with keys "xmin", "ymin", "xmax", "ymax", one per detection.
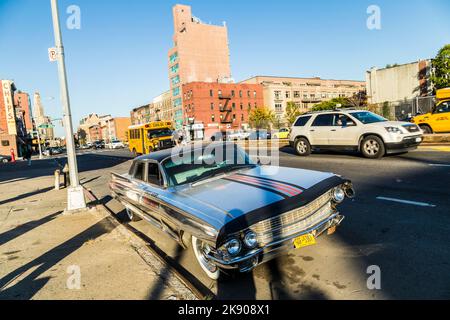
[{"xmin": 248, "ymin": 190, "xmax": 334, "ymax": 245}]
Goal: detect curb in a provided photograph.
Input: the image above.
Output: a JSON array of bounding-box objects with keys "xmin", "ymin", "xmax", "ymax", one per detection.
[{"xmin": 83, "ymin": 189, "xmax": 199, "ymax": 300}]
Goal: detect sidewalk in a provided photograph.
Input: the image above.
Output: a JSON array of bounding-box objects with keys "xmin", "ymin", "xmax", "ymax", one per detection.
[{"xmin": 0, "ymin": 161, "xmax": 195, "ymax": 300}]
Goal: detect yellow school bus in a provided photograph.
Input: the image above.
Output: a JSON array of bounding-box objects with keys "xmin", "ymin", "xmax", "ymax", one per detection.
[{"xmin": 128, "ymin": 121, "xmax": 174, "ymax": 156}]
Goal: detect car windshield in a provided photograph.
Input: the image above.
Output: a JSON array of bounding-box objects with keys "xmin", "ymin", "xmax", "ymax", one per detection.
[
  {"xmin": 147, "ymin": 128, "xmax": 172, "ymax": 139},
  {"xmin": 349, "ymin": 111, "xmax": 387, "ymax": 124},
  {"xmin": 162, "ymin": 144, "xmax": 256, "ymax": 186}
]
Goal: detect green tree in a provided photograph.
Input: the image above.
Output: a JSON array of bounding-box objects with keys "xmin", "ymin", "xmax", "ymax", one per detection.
[
  {"xmin": 312, "ymin": 97, "xmax": 352, "ymax": 111},
  {"xmin": 249, "ymin": 106, "xmax": 275, "ymax": 129},
  {"xmin": 431, "ymin": 44, "xmax": 450, "ymax": 90},
  {"xmin": 285, "ymin": 101, "xmax": 302, "ymax": 126},
  {"xmin": 77, "ymin": 128, "xmax": 87, "ymax": 146}
]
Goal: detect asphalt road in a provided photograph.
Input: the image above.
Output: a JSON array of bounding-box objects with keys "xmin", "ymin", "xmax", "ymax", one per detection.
[{"xmin": 63, "ymin": 146, "xmax": 450, "ymax": 300}]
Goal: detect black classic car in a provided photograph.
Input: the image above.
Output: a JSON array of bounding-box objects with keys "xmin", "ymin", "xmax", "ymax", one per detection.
[{"xmin": 109, "ymin": 142, "xmax": 354, "ymax": 280}]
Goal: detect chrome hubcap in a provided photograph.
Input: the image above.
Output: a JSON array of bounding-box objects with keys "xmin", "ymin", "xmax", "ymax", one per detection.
[
  {"xmin": 297, "ymin": 141, "xmax": 307, "ymax": 153},
  {"xmin": 364, "ymin": 140, "xmax": 380, "ymax": 155}
]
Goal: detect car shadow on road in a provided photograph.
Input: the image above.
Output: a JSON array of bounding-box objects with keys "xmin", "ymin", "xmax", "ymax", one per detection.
[
  {"xmin": 0, "ymin": 211, "xmax": 62, "ymax": 247},
  {"xmin": 0, "ymin": 217, "xmax": 117, "ymax": 299}
]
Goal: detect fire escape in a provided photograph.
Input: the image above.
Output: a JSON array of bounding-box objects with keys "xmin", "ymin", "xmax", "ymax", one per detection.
[{"xmin": 219, "ymin": 93, "xmax": 233, "ymax": 124}]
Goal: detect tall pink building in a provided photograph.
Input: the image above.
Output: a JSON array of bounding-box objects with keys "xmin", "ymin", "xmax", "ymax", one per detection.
[{"xmin": 168, "ymin": 4, "xmax": 232, "ymax": 128}]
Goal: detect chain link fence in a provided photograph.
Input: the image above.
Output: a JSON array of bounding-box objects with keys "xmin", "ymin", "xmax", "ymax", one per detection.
[{"xmin": 366, "ymin": 96, "xmax": 436, "ymax": 121}]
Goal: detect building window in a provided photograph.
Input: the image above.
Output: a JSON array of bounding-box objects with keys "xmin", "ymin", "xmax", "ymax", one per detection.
[
  {"xmin": 172, "ymin": 86, "xmax": 180, "ymax": 97},
  {"xmin": 241, "ymin": 114, "xmax": 244, "ymax": 121},
  {"xmin": 239, "ymin": 90, "xmax": 243, "ymax": 98},
  {"xmin": 169, "ymin": 52, "xmax": 178, "ymax": 64},
  {"xmin": 211, "ymin": 103, "xmax": 214, "ymax": 110},
  {"xmin": 233, "ymin": 114, "xmax": 236, "ymax": 122},
  {"xmin": 247, "ymin": 91, "xmax": 251, "ymax": 98},
  {"xmin": 286, "ymin": 91, "xmax": 290, "ymax": 99},
  {"xmin": 211, "ymin": 115, "xmax": 215, "ymax": 122},
  {"xmin": 254, "ymin": 103, "xmax": 257, "ymax": 108},
  {"xmin": 174, "ymin": 98, "xmax": 182, "ymax": 107},
  {"xmin": 231, "ymin": 90, "xmax": 235, "ymax": 97},
  {"xmin": 275, "ymin": 103, "xmax": 283, "ymax": 112},
  {"xmin": 232, "ymin": 102, "xmax": 236, "ymax": 110},
  {"xmin": 218, "ymin": 90, "xmax": 222, "ymax": 98},
  {"xmin": 210, "ymin": 90, "xmax": 213, "ymax": 97},
  {"xmin": 294, "ymin": 91, "xmax": 300, "ymax": 98},
  {"xmin": 274, "ymin": 91, "xmax": 282, "ymax": 100},
  {"xmin": 170, "ymin": 64, "xmax": 179, "ymax": 74},
  {"xmin": 248, "ymin": 103, "xmax": 251, "ymax": 110},
  {"xmin": 171, "ymin": 75, "xmax": 180, "ymax": 85},
  {"xmin": 254, "ymin": 91, "xmax": 257, "ymax": 98},
  {"xmin": 1, "ymin": 140, "xmax": 10, "ymax": 147},
  {"xmin": 240, "ymin": 103, "xmax": 243, "ymax": 110}
]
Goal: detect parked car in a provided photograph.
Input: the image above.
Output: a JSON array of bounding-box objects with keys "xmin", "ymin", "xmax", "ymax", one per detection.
[
  {"xmin": 93, "ymin": 140, "xmax": 106, "ymax": 150},
  {"xmin": 289, "ymin": 110, "xmax": 423, "ymax": 159},
  {"xmin": 108, "ymin": 140, "xmax": 125, "ymax": 149},
  {"xmin": 272, "ymin": 128, "xmax": 290, "ymax": 139},
  {"xmin": 246, "ymin": 130, "xmax": 271, "ymax": 141},
  {"xmin": 0, "ymin": 154, "xmax": 12, "ymax": 163},
  {"xmin": 43, "ymin": 147, "xmax": 64, "ymax": 157},
  {"xmin": 209, "ymin": 131, "xmax": 227, "ymax": 142},
  {"xmin": 227, "ymin": 130, "xmax": 250, "ymax": 141},
  {"xmin": 109, "ymin": 142, "xmax": 354, "ymax": 280}
]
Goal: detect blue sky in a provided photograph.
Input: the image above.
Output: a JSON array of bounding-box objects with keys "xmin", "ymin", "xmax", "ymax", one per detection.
[{"xmin": 1, "ymin": 0, "xmax": 449, "ymax": 137}]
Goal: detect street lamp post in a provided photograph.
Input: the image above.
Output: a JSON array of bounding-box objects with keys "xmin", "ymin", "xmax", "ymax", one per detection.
[{"xmin": 50, "ymin": 0, "xmax": 86, "ymax": 211}]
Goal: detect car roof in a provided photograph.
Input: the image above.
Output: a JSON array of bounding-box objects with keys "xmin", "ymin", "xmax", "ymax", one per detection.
[
  {"xmin": 300, "ymin": 109, "xmax": 367, "ymax": 116},
  {"xmin": 135, "ymin": 142, "xmax": 239, "ymax": 163}
]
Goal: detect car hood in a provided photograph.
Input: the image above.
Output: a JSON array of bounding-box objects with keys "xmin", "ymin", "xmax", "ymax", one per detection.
[
  {"xmin": 161, "ymin": 166, "xmax": 343, "ymax": 232},
  {"xmin": 369, "ymin": 121, "xmax": 416, "ymax": 128}
]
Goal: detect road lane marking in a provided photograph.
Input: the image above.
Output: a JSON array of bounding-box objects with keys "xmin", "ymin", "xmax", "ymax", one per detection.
[{"xmin": 376, "ymin": 197, "xmax": 436, "ymax": 208}]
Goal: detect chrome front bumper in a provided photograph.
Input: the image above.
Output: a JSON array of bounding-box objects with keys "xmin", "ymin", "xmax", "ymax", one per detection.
[{"xmin": 206, "ymin": 213, "xmax": 345, "ymax": 273}]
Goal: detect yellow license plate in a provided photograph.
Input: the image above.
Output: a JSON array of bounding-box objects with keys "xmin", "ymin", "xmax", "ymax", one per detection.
[{"xmin": 293, "ymin": 234, "xmax": 316, "ymax": 249}]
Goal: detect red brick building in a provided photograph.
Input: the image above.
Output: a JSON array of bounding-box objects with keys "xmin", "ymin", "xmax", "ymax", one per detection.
[
  {"xmin": 14, "ymin": 92, "xmax": 33, "ymax": 131},
  {"xmin": 182, "ymin": 82, "xmax": 264, "ymax": 133}
]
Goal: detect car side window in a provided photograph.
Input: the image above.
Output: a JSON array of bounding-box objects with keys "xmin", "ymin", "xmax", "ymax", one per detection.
[
  {"xmin": 147, "ymin": 163, "xmax": 163, "ymax": 186},
  {"xmin": 334, "ymin": 114, "xmax": 356, "ymax": 127},
  {"xmin": 294, "ymin": 116, "xmax": 312, "ymax": 127},
  {"xmin": 435, "ymin": 102, "xmax": 450, "ymax": 114},
  {"xmin": 134, "ymin": 162, "xmax": 145, "ymax": 181},
  {"xmin": 312, "ymin": 114, "xmax": 334, "ymax": 127}
]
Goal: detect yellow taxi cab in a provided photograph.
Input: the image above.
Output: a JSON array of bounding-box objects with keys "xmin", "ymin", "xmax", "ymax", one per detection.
[
  {"xmin": 273, "ymin": 128, "xmax": 290, "ymax": 139},
  {"xmin": 413, "ymin": 88, "xmax": 450, "ymax": 134}
]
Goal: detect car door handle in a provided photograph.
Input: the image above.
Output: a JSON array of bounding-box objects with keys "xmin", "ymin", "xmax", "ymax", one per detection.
[
  {"xmin": 331, "ymin": 129, "xmax": 337, "ymax": 132},
  {"xmin": 310, "ymin": 130, "xmax": 315, "ymax": 132}
]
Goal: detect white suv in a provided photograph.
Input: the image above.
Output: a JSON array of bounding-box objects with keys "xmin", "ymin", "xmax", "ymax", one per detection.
[{"xmin": 289, "ymin": 110, "xmax": 423, "ymax": 159}]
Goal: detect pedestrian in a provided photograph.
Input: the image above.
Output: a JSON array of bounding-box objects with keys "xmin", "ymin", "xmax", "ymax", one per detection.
[
  {"xmin": 172, "ymin": 129, "xmax": 181, "ymax": 147},
  {"xmin": 24, "ymin": 142, "xmax": 32, "ymax": 166}
]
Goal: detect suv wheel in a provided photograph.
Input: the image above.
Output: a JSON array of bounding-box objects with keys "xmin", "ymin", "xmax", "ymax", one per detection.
[
  {"xmin": 419, "ymin": 125, "xmax": 433, "ymax": 134},
  {"xmin": 294, "ymin": 138, "xmax": 311, "ymax": 157},
  {"xmin": 361, "ymin": 135, "xmax": 385, "ymax": 159}
]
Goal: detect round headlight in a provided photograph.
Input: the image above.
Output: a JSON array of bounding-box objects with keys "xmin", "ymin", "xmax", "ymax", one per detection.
[
  {"xmin": 333, "ymin": 187, "xmax": 345, "ymax": 203},
  {"xmin": 243, "ymin": 232, "xmax": 258, "ymax": 249},
  {"xmin": 225, "ymin": 239, "xmax": 241, "ymax": 256}
]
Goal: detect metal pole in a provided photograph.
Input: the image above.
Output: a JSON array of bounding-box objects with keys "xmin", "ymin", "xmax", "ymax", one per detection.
[{"xmin": 50, "ymin": 0, "xmax": 86, "ymax": 211}]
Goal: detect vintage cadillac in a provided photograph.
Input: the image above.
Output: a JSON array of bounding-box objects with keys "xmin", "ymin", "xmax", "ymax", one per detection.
[{"xmin": 109, "ymin": 142, "xmax": 355, "ymax": 280}]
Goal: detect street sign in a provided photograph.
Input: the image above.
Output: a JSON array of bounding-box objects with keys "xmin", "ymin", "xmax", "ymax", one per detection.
[
  {"xmin": 39, "ymin": 124, "xmax": 55, "ymax": 129},
  {"xmin": 48, "ymin": 47, "xmax": 58, "ymax": 62}
]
